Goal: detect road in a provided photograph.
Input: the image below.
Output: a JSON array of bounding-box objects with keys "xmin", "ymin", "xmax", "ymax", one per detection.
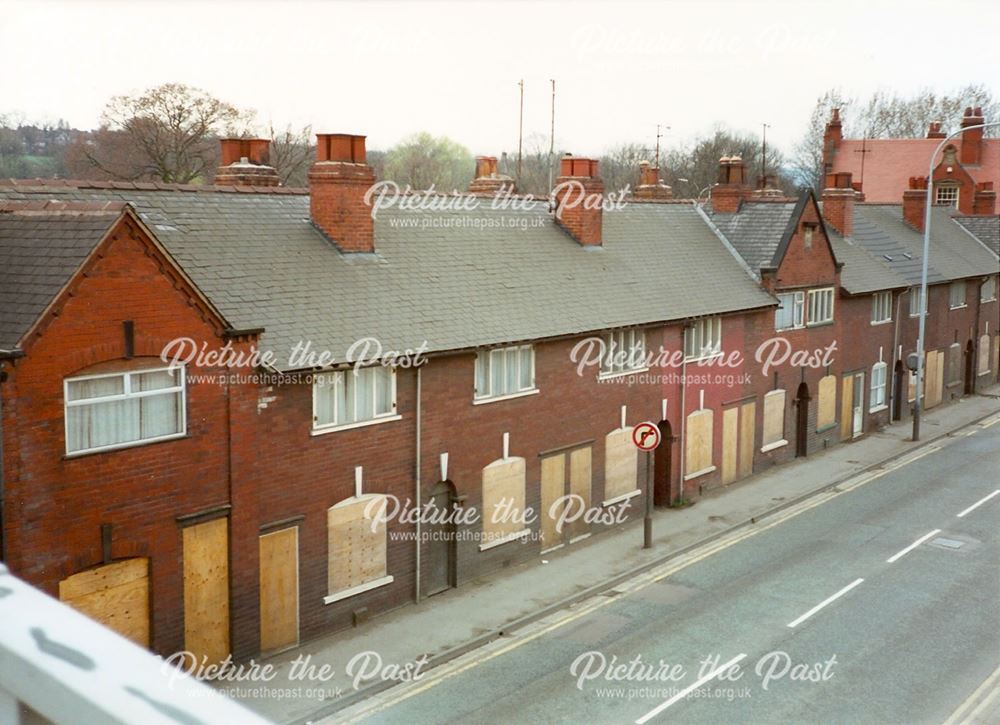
[{"xmin": 333, "ymin": 416, "xmax": 1000, "ymax": 725}]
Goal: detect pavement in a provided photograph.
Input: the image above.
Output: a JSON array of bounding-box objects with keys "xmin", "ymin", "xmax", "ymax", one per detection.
[{"xmin": 223, "ymin": 389, "xmax": 1000, "ymax": 724}]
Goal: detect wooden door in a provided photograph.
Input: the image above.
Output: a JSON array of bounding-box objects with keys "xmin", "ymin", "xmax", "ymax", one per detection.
[
  {"xmin": 795, "ymin": 383, "xmax": 810, "ymax": 457},
  {"xmin": 540, "ymin": 454, "xmax": 566, "ymax": 552},
  {"xmin": 567, "ymin": 447, "xmax": 592, "ymax": 541},
  {"xmin": 259, "ymin": 527, "xmax": 299, "ymax": 653},
  {"xmin": 721, "ymin": 407, "xmax": 739, "ymax": 484},
  {"xmin": 840, "ymin": 375, "xmax": 854, "ymax": 440},
  {"xmin": 738, "ymin": 401, "xmax": 755, "ymax": 478},
  {"xmin": 59, "ymin": 558, "xmax": 149, "ymax": 647},
  {"xmin": 183, "ymin": 517, "xmax": 230, "ymax": 668},
  {"xmin": 422, "ymin": 481, "xmax": 456, "ymax": 597}
]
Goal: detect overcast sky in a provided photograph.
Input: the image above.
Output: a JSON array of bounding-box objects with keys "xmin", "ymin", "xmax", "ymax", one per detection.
[{"xmin": 2, "ymin": 0, "xmax": 998, "ymax": 158}]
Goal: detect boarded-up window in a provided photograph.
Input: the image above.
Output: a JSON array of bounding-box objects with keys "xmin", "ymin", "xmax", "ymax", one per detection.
[
  {"xmin": 948, "ymin": 344, "xmax": 961, "ymax": 385},
  {"xmin": 327, "ymin": 496, "xmax": 391, "ymax": 601},
  {"xmin": 816, "ymin": 375, "xmax": 837, "ymax": 430},
  {"xmin": 59, "ymin": 558, "xmax": 150, "ymax": 647},
  {"xmin": 762, "ymin": 390, "xmax": 786, "ymax": 450},
  {"xmin": 979, "ymin": 334, "xmax": 990, "ymax": 375},
  {"xmin": 482, "ymin": 457, "xmax": 527, "ymax": 543},
  {"xmin": 685, "ymin": 410, "xmax": 714, "ymax": 477},
  {"xmin": 925, "ymin": 350, "xmax": 944, "ymax": 408},
  {"xmin": 604, "ymin": 428, "xmax": 638, "ymax": 502}
]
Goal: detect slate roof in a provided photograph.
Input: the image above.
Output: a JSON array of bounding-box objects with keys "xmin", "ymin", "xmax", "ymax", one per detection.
[
  {"xmin": 705, "ymin": 201, "xmax": 798, "ymax": 278},
  {"xmin": 0, "ymin": 203, "xmax": 123, "ymax": 350},
  {"xmin": 953, "ymin": 215, "xmax": 1000, "ymax": 256},
  {"xmin": 0, "ymin": 182, "xmax": 775, "ymax": 370}
]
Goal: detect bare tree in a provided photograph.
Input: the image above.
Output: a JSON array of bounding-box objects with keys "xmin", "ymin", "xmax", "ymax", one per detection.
[
  {"xmin": 267, "ymin": 123, "xmax": 313, "ymax": 187},
  {"xmin": 599, "ymin": 142, "xmax": 653, "ymax": 196}
]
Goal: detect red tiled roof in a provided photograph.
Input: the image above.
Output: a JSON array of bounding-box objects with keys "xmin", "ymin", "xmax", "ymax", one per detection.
[{"xmin": 830, "ymin": 138, "xmax": 1000, "ymax": 202}]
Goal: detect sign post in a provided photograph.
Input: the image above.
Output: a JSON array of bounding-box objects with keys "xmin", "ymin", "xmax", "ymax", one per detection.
[{"xmin": 633, "ymin": 422, "xmax": 661, "ymax": 549}]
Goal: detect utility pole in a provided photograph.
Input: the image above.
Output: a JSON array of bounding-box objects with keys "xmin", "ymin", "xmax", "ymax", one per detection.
[
  {"xmin": 655, "ymin": 124, "xmax": 669, "ymax": 170},
  {"xmin": 517, "ymin": 79, "xmax": 524, "ymax": 181},
  {"xmin": 761, "ymin": 122, "xmax": 770, "ymax": 187},
  {"xmin": 547, "ymin": 79, "xmax": 556, "ymax": 192}
]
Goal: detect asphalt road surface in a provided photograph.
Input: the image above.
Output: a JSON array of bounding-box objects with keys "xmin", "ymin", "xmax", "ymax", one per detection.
[{"xmin": 336, "ymin": 415, "xmax": 1000, "ymax": 725}]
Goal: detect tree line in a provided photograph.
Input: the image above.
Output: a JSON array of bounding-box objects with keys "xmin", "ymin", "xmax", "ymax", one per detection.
[{"xmin": 1, "ymin": 83, "xmax": 994, "ymax": 196}]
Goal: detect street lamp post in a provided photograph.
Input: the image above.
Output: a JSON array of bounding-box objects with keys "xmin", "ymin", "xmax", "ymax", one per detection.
[{"xmin": 912, "ymin": 121, "xmax": 999, "ymax": 442}]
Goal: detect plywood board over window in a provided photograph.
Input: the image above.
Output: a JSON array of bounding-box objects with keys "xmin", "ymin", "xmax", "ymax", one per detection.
[
  {"xmin": 979, "ymin": 334, "xmax": 990, "ymax": 375},
  {"xmin": 738, "ymin": 401, "xmax": 756, "ymax": 478},
  {"xmin": 685, "ymin": 409, "xmax": 714, "ymax": 478},
  {"xmin": 925, "ymin": 350, "xmax": 944, "ymax": 408},
  {"xmin": 721, "ymin": 407, "xmax": 739, "ymax": 484},
  {"xmin": 327, "ymin": 496, "xmax": 391, "ymax": 602},
  {"xmin": 603, "ymin": 428, "xmax": 639, "ymax": 503},
  {"xmin": 817, "ymin": 375, "xmax": 837, "ymax": 431},
  {"xmin": 481, "ymin": 456, "xmax": 527, "ymax": 548},
  {"xmin": 761, "ymin": 390, "xmax": 786, "ymax": 451},
  {"xmin": 59, "ymin": 558, "xmax": 149, "ymax": 647}
]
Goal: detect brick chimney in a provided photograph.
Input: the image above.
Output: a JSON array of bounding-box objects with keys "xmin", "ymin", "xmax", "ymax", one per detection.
[
  {"xmin": 309, "ymin": 133, "xmax": 376, "ymax": 253},
  {"xmin": 822, "ymin": 108, "xmax": 843, "ymax": 174},
  {"xmin": 553, "ymin": 155, "xmax": 604, "ymax": 246},
  {"xmin": 822, "ymin": 172, "xmax": 855, "ymax": 236},
  {"xmin": 903, "ymin": 176, "xmax": 929, "ymax": 232},
  {"xmin": 633, "ymin": 160, "xmax": 673, "ymax": 200},
  {"xmin": 973, "ymin": 182, "xmax": 997, "ymax": 214},
  {"xmin": 215, "ymin": 138, "xmax": 280, "ymax": 187},
  {"xmin": 926, "ymin": 121, "xmax": 946, "ymax": 139},
  {"xmin": 468, "ymin": 156, "xmax": 516, "ymax": 195},
  {"xmin": 710, "ymin": 156, "xmax": 749, "ymax": 213},
  {"xmin": 960, "ymin": 107, "xmax": 985, "ymax": 166}
]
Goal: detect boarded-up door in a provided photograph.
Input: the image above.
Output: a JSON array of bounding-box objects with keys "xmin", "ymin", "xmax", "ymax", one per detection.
[
  {"xmin": 541, "ymin": 446, "xmax": 593, "ymax": 550},
  {"xmin": 259, "ymin": 527, "xmax": 299, "ymax": 653},
  {"xmin": 738, "ymin": 401, "xmax": 755, "ymax": 479},
  {"xmin": 59, "ymin": 558, "xmax": 149, "ymax": 647},
  {"xmin": 567, "ymin": 447, "xmax": 592, "ymax": 541},
  {"xmin": 721, "ymin": 407, "xmax": 739, "ymax": 484},
  {"xmin": 540, "ymin": 454, "xmax": 565, "ymax": 552},
  {"xmin": 183, "ymin": 517, "xmax": 230, "ymax": 667},
  {"xmin": 840, "ymin": 375, "xmax": 854, "ymax": 440},
  {"xmin": 925, "ymin": 350, "xmax": 944, "ymax": 408}
]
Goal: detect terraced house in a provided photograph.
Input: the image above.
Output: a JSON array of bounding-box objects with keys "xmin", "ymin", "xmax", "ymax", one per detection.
[{"xmin": 0, "ymin": 133, "xmax": 997, "ymax": 664}]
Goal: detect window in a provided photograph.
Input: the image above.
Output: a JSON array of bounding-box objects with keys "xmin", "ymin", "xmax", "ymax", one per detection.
[
  {"xmin": 601, "ymin": 329, "xmax": 646, "ymax": 376},
  {"xmin": 870, "ymin": 362, "xmax": 887, "ymax": 411},
  {"xmin": 65, "ymin": 366, "xmax": 185, "ymax": 455},
  {"xmin": 684, "ymin": 410, "xmax": 714, "ymax": 478},
  {"xmin": 909, "ymin": 286, "xmax": 927, "ymax": 317},
  {"xmin": 684, "ymin": 317, "xmax": 722, "ymax": 360},
  {"xmin": 480, "ymin": 456, "xmax": 529, "ymax": 549},
  {"xmin": 935, "ymin": 185, "xmax": 959, "ymax": 207},
  {"xmin": 775, "ymin": 291, "xmax": 805, "ymax": 331},
  {"xmin": 807, "ymin": 287, "xmax": 835, "ymax": 326},
  {"xmin": 949, "ymin": 281, "xmax": 967, "ymax": 309},
  {"xmin": 604, "ymin": 428, "xmax": 640, "ymax": 501},
  {"xmin": 475, "ymin": 345, "xmax": 535, "ymax": 400},
  {"xmin": 871, "ymin": 291, "xmax": 892, "ymax": 324},
  {"xmin": 981, "ymin": 276, "xmax": 996, "ymax": 303},
  {"xmin": 761, "ymin": 389, "xmax": 787, "ymax": 451},
  {"xmin": 803, "ymin": 224, "xmax": 815, "ymax": 250},
  {"xmin": 325, "ymin": 495, "xmax": 392, "ymax": 603},
  {"xmin": 314, "ymin": 366, "xmax": 396, "ymax": 431}
]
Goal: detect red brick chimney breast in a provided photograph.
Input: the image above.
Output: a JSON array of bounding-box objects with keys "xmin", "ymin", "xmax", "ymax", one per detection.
[
  {"xmin": 903, "ymin": 176, "xmax": 929, "ymax": 232},
  {"xmin": 822, "ymin": 172, "xmax": 855, "ymax": 236},
  {"xmin": 309, "ymin": 133, "xmax": 376, "ymax": 253},
  {"xmin": 554, "ymin": 155, "xmax": 604, "ymax": 246},
  {"xmin": 960, "ymin": 106, "xmax": 985, "ymax": 166}
]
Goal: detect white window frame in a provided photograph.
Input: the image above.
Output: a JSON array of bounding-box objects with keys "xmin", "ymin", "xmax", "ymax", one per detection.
[
  {"xmin": 600, "ymin": 328, "xmax": 647, "ymax": 378},
  {"xmin": 473, "ymin": 344, "xmax": 537, "ymax": 403},
  {"xmin": 870, "ymin": 362, "xmax": 888, "ymax": 412},
  {"xmin": 909, "ymin": 286, "xmax": 927, "ymax": 317},
  {"xmin": 64, "ymin": 365, "xmax": 187, "ymax": 456},
  {"xmin": 871, "ymin": 291, "xmax": 892, "ymax": 325},
  {"xmin": 775, "ymin": 291, "xmax": 805, "ymax": 331},
  {"xmin": 949, "ymin": 280, "xmax": 967, "ymax": 309},
  {"xmin": 312, "ymin": 366, "xmax": 399, "ymax": 434},
  {"xmin": 982, "ymin": 276, "xmax": 997, "ymax": 303},
  {"xmin": 684, "ymin": 317, "xmax": 723, "ymax": 361},
  {"xmin": 806, "ymin": 287, "xmax": 835, "ymax": 326},
  {"xmin": 935, "ymin": 185, "xmax": 959, "ymax": 207}
]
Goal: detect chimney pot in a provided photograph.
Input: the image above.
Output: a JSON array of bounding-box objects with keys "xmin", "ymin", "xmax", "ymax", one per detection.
[{"xmin": 215, "ymin": 138, "xmax": 279, "ymax": 187}]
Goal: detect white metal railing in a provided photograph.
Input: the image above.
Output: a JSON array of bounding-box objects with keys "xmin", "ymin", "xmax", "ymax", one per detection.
[{"xmin": 0, "ymin": 564, "xmax": 271, "ymax": 724}]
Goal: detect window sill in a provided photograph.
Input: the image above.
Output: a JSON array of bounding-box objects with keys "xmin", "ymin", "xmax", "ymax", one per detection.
[
  {"xmin": 949, "ymin": 304, "xmax": 968, "ymax": 310},
  {"xmin": 601, "ymin": 489, "xmax": 641, "ymax": 507},
  {"xmin": 806, "ymin": 320, "xmax": 834, "ymax": 328},
  {"xmin": 760, "ymin": 439, "xmax": 788, "ymax": 453},
  {"xmin": 982, "ymin": 298, "xmax": 996, "ymax": 304},
  {"xmin": 323, "ymin": 575, "xmax": 394, "ymax": 604},
  {"xmin": 869, "ymin": 404, "xmax": 888, "ymax": 414},
  {"xmin": 473, "ymin": 388, "xmax": 540, "ymax": 406},
  {"xmin": 64, "ymin": 431, "xmax": 188, "ymax": 459},
  {"xmin": 684, "ymin": 465, "xmax": 716, "ymax": 481},
  {"xmin": 775, "ymin": 325, "xmax": 805, "ymax": 333},
  {"xmin": 816, "ymin": 423, "xmax": 838, "ymax": 434},
  {"xmin": 311, "ymin": 414, "xmax": 402, "ymax": 436},
  {"xmin": 598, "ymin": 367, "xmax": 649, "ymax": 381},
  {"xmin": 870, "ymin": 320, "xmax": 892, "ymax": 326},
  {"xmin": 684, "ymin": 352, "xmax": 723, "ymax": 364},
  {"xmin": 478, "ymin": 528, "xmax": 531, "ymax": 551}
]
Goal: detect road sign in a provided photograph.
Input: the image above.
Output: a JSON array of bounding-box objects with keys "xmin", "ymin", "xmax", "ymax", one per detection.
[{"xmin": 632, "ymin": 421, "xmax": 661, "ymax": 451}]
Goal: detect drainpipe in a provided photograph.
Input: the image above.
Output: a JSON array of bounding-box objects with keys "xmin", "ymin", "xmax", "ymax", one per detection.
[
  {"xmin": 414, "ymin": 366, "xmax": 422, "ymax": 603},
  {"xmin": 973, "ymin": 279, "xmax": 983, "ymax": 394},
  {"xmin": 0, "ymin": 351, "xmax": 22, "ymax": 562}
]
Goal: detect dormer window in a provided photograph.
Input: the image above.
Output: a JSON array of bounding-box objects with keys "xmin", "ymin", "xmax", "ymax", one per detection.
[{"xmin": 935, "ymin": 184, "xmax": 959, "ymax": 207}]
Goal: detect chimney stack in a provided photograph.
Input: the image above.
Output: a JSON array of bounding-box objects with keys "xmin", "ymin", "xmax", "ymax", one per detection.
[
  {"xmin": 633, "ymin": 160, "xmax": 673, "ymax": 200},
  {"xmin": 903, "ymin": 176, "xmax": 929, "ymax": 232},
  {"xmin": 973, "ymin": 182, "xmax": 997, "ymax": 215},
  {"xmin": 822, "ymin": 172, "xmax": 855, "ymax": 236},
  {"xmin": 926, "ymin": 121, "xmax": 946, "ymax": 139},
  {"xmin": 309, "ymin": 133, "xmax": 376, "ymax": 253},
  {"xmin": 468, "ymin": 156, "xmax": 517, "ymax": 196},
  {"xmin": 710, "ymin": 156, "xmax": 750, "ymax": 213},
  {"xmin": 822, "ymin": 108, "xmax": 843, "ymax": 174},
  {"xmin": 215, "ymin": 138, "xmax": 280, "ymax": 187},
  {"xmin": 960, "ymin": 107, "xmax": 985, "ymax": 166},
  {"xmin": 553, "ymin": 155, "xmax": 604, "ymax": 246}
]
